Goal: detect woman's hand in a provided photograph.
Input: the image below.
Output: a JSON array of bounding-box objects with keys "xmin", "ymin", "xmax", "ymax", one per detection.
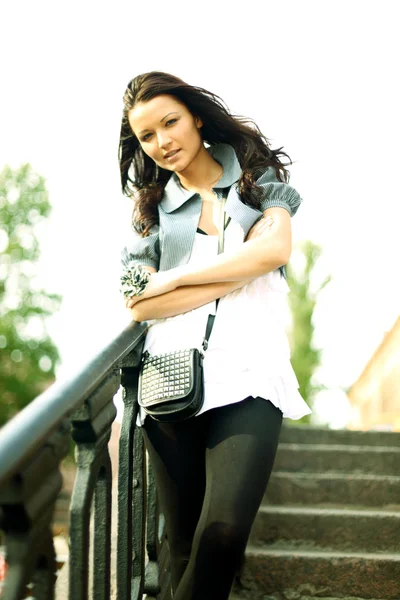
[
  {"xmin": 245, "ymin": 215, "xmax": 275, "ymax": 241},
  {"xmin": 125, "ymin": 269, "xmax": 180, "ymax": 308}
]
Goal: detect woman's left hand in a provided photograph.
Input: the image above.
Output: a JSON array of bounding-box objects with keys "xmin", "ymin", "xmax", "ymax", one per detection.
[
  {"xmin": 246, "ymin": 215, "xmax": 275, "ymax": 241},
  {"xmin": 126, "ymin": 270, "xmax": 179, "ymax": 308}
]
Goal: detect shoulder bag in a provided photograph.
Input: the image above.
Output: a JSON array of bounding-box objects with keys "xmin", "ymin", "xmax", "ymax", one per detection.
[{"xmin": 138, "ymin": 188, "xmax": 230, "ymax": 422}]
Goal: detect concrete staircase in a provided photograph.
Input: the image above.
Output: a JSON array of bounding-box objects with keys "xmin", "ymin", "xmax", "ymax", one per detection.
[{"xmin": 231, "ymin": 426, "xmax": 400, "ymax": 600}]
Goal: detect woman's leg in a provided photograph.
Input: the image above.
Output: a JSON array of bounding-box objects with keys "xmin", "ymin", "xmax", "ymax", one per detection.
[
  {"xmin": 173, "ymin": 397, "xmax": 283, "ymax": 600},
  {"xmin": 142, "ymin": 411, "xmax": 211, "ymax": 591}
]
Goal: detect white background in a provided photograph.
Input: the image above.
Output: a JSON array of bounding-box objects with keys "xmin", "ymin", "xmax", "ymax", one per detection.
[{"xmin": 1, "ymin": 0, "xmax": 399, "ymax": 425}]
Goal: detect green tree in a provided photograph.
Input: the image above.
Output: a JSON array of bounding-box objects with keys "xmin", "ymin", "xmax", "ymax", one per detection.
[
  {"xmin": 286, "ymin": 240, "xmax": 331, "ymax": 423},
  {"xmin": 0, "ymin": 164, "xmax": 61, "ymax": 426}
]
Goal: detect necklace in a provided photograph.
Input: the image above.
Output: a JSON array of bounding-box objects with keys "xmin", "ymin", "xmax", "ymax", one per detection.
[
  {"xmin": 179, "ymin": 165, "xmax": 224, "ymax": 193},
  {"xmin": 209, "ymin": 166, "xmax": 224, "ymax": 188}
]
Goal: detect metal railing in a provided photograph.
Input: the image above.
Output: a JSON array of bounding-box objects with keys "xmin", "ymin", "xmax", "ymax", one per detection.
[{"xmin": 0, "ymin": 320, "xmax": 171, "ymax": 600}]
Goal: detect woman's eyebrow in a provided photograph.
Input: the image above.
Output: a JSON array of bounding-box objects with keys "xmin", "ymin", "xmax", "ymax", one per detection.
[{"xmin": 160, "ymin": 111, "xmax": 179, "ymax": 123}]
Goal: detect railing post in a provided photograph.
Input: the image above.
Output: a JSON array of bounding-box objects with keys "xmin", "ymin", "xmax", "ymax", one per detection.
[
  {"xmin": 144, "ymin": 464, "xmax": 172, "ymax": 600},
  {"xmin": 68, "ymin": 369, "xmax": 120, "ymax": 600},
  {"xmin": 118, "ymin": 342, "xmax": 172, "ymax": 600},
  {"xmin": 118, "ymin": 343, "xmax": 147, "ymax": 600},
  {"xmin": 0, "ymin": 420, "xmax": 70, "ymax": 600}
]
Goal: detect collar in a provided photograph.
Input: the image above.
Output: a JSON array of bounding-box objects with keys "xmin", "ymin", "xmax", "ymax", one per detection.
[{"xmin": 160, "ymin": 143, "xmax": 242, "ymax": 213}]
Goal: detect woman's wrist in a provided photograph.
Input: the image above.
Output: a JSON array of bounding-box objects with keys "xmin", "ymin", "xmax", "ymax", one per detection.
[{"xmin": 173, "ymin": 264, "xmax": 191, "ymax": 288}]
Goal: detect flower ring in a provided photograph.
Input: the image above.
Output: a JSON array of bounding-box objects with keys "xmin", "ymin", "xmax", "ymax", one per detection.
[{"xmin": 120, "ymin": 262, "xmax": 151, "ymax": 299}]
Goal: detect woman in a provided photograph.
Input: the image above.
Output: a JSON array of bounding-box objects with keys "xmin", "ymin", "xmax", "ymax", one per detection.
[{"xmin": 119, "ymin": 71, "xmax": 311, "ymax": 600}]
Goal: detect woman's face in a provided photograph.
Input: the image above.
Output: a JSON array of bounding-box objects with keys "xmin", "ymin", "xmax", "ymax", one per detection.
[{"xmin": 128, "ymin": 94, "xmax": 204, "ymax": 173}]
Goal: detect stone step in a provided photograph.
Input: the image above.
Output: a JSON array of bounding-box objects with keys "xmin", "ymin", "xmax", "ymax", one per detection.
[
  {"xmin": 265, "ymin": 472, "xmax": 400, "ymax": 507},
  {"xmin": 231, "ymin": 592, "xmax": 385, "ymax": 600},
  {"xmin": 279, "ymin": 425, "xmax": 400, "ymax": 447},
  {"xmin": 238, "ymin": 547, "xmax": 400, "ymax": 599},
  {"xmin": 250, "ymin": 505, "xmax": 400, "ymax": 553},
  {"xmin": 274, "ymin": 443, "xmax": 400, "ymax": 475}
]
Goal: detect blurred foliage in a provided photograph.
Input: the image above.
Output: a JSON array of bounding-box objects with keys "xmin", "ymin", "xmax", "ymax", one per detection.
[
  {"xmin": 0, "ymin": 164, "xmax": 61, "ymax": 426},
  {"xmin": 287, "ymin": 240, "xmax": 331, "ymax": 424}
]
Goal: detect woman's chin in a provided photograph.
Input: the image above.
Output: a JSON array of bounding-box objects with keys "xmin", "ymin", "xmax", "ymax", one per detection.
[{"xmin": 162, "ymin": 160, "xmax": 183, "ymax": 173}]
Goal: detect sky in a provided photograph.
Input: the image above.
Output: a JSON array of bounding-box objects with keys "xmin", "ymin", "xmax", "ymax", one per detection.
[{"xmin": 1, "ymin": 0, "xmax": 399, "ymax": 426}]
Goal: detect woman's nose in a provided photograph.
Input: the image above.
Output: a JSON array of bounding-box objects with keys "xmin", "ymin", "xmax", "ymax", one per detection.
[{"xmin": 157, "ymin": 131, "xmax": 172, "ymax": 149}]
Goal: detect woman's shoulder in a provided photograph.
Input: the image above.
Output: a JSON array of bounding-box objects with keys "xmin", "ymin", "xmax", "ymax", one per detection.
[
  {"xmin": 255, "ymin": 168, "xmax": 303, "ymax": 217},
  {"xmin": 255, "ymin": 165, "xmax": 280, "ymax": 184},
  {"xmin": 121, "ymin": 224, "xmax": 161, "ymax": 271}
]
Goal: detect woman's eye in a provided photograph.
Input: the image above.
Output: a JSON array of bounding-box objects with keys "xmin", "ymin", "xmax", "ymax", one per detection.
[{"xmin": 140, "ymin": 119, "xmax": 177, "ymax": 142}]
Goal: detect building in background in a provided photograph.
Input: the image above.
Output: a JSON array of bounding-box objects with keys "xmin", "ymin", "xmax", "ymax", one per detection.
[{"xmin": 348, "ymin": 316, "xmax": 400, "ymax": 431}]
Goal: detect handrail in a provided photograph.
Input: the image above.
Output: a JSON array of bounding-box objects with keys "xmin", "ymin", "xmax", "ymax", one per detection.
[
  {"xmin": 0, "ymin": 316, "xmax": 172, "ymax": 600},
  {"xmin": 0, "ymin": 320, "xmax": 147, "ymax": 485}
]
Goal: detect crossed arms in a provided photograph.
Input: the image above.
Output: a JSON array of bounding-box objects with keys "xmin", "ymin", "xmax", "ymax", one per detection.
[{"xmin": 127, "ymin": 206, "xmax": 291, "ymax": 322}]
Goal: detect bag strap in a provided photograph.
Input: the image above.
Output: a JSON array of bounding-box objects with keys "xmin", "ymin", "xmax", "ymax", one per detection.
[
  {"xmin": 202, "ymin": 188, "xmax": 229, "ymax": 352},
  {"xmin": 218, "ymin": 193, "xmax": 227, "ymax": 254}
]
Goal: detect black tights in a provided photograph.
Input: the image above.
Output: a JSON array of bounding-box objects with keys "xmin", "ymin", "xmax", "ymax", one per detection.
[{"xmin": 143, "ymin": 396, "xmax": 283, "ymax": 600}]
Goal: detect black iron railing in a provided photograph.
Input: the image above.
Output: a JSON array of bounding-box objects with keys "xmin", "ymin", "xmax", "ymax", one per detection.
[{"xmin": 0, "ymin": 320, "xmax": 171, "ymax": 600}]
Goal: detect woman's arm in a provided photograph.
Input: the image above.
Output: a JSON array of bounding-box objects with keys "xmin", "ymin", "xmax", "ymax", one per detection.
[
  {"xmin": 135, "ymin": 207, "xmax": 290, "ymax": 300},
  {"xmin": 178, "ymin": 207, "xmax": 291, "ymax": 285},
  {"xmin": 129, "ymin": 279, "xmax": 250, "ymax": 322}
]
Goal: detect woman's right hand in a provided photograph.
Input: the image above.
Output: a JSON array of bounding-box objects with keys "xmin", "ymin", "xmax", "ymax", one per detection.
[
  {"xmin": 125, "ymin": 268, "xmax": 181, "ymax": 308},
  {"xmin": 124, "ymin": 265, "xmax": 157, "ymax": 309}
]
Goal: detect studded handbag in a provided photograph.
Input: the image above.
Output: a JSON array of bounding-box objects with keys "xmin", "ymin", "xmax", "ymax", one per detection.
[
  {"xmin": 137, "ymin": 189, "xmax": 230, "ymax": 423},
  {"xmin": 138, "ymin": 346, "xmax": 205, "ymax": 422}
]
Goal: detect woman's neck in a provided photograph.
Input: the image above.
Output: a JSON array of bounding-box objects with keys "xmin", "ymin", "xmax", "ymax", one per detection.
[{"xmin": 177, "ymin": 146, "xmax": 223, "ymax": 193}]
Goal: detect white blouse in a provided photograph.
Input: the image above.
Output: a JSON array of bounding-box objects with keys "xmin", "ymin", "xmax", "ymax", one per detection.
[{"xmin": 138, "ymin": 221, "xmax": 311, "ymax": 425}]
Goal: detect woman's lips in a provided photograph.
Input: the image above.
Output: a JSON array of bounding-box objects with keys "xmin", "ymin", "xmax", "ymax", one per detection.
[{"xmin": 164, "ymin": 149, "xmax": 181, "ymax": 162}]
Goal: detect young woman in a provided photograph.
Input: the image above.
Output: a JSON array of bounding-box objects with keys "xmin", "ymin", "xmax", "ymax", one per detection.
[{"xmin": 119, "ymin": 71, "xmax": 311, "ymax": 600}]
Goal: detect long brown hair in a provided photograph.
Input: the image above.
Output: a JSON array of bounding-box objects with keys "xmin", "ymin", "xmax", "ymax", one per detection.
[{"xmin": 119, "ymin": 71, "xmax": 291, "ymax": 236}]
